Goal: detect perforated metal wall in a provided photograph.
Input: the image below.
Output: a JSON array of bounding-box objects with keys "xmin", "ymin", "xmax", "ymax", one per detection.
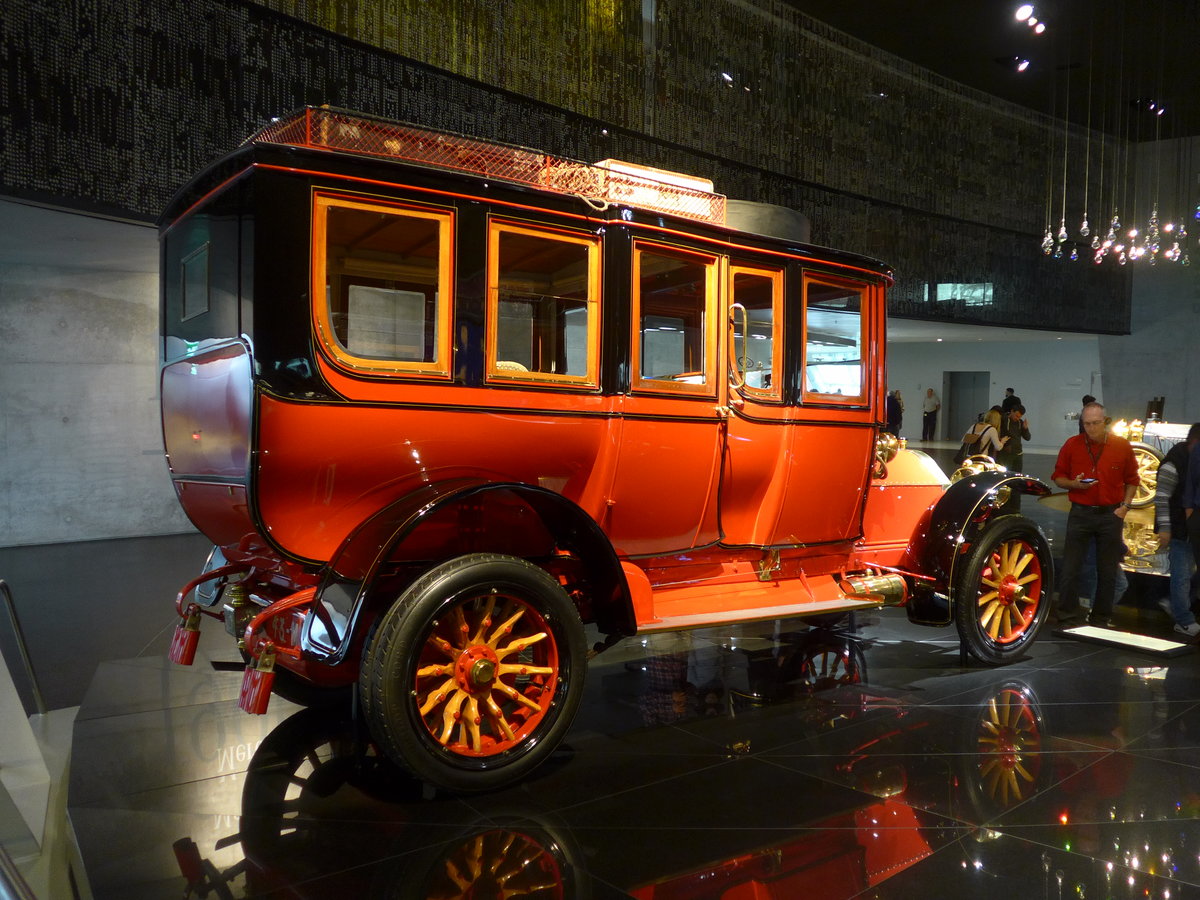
[{"xmin": 0, "ymin": 0, "xmax": 1129, "ymax": 331}]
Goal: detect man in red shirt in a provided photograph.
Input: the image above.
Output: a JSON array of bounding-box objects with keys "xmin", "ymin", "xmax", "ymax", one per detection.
[{"xmin": 1051, "ymin": 402, "xmax": 1140, "ymax": 627}]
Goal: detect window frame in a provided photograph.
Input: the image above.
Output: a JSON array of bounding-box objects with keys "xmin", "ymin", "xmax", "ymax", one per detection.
[
  {"xmin": 728, "ymin": 262, "xmax": 784, "ymax": 403},
  {"xmin": 630, "ymin": 240, "xmax": 721, "ymax": 397},
  {"xmin": 800, "ymin": 272, "xmax": 870, "ymax": 405},
  {"xmin": 484, "ymin": 218, "xmax": 602, "ymax": 389},
  {"xmin": 311, "ymin": 191, "xmax": 454, "ymax": 379}
]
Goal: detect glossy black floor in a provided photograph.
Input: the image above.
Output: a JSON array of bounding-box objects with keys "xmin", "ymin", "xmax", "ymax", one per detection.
[{"xmin": 7, "ymin": 445, "xmax": 1200, "ymax": 899}]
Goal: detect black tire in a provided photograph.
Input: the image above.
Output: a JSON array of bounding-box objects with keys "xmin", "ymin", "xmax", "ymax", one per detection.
[
  {"xmin": 1129, "ymin": 441, "xmax": 1161, "ymax": 509},
  {"xmin": 359, "ymin": 553, "xmax": 587, "ymax": 793},
  {"xmin": 954, "ymin": 515, "xmax": 1053, "ymax": 665}
]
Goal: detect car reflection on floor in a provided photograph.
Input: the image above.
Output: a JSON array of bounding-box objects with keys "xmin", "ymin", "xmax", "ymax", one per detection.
[{"xmin": 152, "ymin": 620, "xmax": 1200, "ymax": 900}]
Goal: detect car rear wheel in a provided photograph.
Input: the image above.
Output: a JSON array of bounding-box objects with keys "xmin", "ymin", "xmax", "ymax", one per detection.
[
  {"xmin": 359, "ymin": 553, "xmax": 586, "ymax": 793},
  {"xmin": 954, "ymin": 516, "xmax": 1052, "ymax": 665}
]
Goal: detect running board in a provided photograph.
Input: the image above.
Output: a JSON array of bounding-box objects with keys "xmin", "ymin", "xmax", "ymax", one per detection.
[
  {"xmin": 639, "ymin": 597, "xmax": 884, "ymax": 633},
  {"xmin": 1056, "ymin": 624, "xmax": 1193, "ymax": 657}
]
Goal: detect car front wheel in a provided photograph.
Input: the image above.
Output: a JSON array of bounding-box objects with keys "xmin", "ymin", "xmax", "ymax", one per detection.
[{"xmin": 954, "ymin": 516, "xmax": 1053, "ymax": 665}]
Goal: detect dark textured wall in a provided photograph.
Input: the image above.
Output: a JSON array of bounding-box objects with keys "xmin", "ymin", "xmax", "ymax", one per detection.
[{"xmin": 0, "ymin": 0, "xmax": 1130, "ymax": 332}]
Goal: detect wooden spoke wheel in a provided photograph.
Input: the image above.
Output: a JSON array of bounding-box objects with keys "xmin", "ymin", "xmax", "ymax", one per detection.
[
  {"xmin": 360, "ymin": 554, "xmax": 586, "ymax": 792},
  {"xmin": 1129, "ymin": 442, "xmax": 1162, "ymax": 508},
  {"xmin": 955, "ymin": 516, "xmax": 1053, "ymax": 665}
]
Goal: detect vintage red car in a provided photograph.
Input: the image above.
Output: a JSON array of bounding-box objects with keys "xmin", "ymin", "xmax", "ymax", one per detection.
[{"xmin": 160, "ymin": 107, "xmax": 1053, "ymax": 792}]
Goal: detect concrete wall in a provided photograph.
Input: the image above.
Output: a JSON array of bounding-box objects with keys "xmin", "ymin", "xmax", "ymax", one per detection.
[
  {"xmin": 0, "ymin": 201, "xmax": 192, "ymax": 547},
  {"xmin": 1101, "ymin": 257, "xmax": 1200, "ymax": 429},
  {"xmin": 1, "ymin": 191, "xmax": 1194, "ymax": 547}
]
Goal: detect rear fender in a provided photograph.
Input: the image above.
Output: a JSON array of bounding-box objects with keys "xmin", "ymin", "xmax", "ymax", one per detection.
[
  {"xmin": 906, "ymin": 471, "xmax": 1051, "ymax": 625},
  {"xmin": 303, "ymin": 478, "xmax": 632, "ymax": 664}
]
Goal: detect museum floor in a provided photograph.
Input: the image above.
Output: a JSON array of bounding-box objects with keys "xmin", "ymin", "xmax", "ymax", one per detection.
[{"xmin": 5, "ymin": 445, "xmax": 1200, "ymax": 899}]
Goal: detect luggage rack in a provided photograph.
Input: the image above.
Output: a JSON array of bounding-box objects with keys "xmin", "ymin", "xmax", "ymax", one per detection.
[{"xmin": 249, "ymin": 106, "xmax": 728, "ymax": 225}]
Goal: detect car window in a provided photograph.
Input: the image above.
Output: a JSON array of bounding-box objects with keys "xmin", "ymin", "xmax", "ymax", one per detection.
[
  {"xmin": 729, "ymin": 265, "xmax": 783, "ymax": 401},
  {"xmin": 803, "ymin": 277, "xmax": 866, "ymax": 401},
  {"xmin": 486, "ymin": 221, "xmax": 600, "ymax": 387},
  {"xmin": 632, "ymin": 242, "xmax": 719, "ymax": 394},
  {"xmin": 312, "ymin": 193, "xmax": 453, "ymax": 377}
]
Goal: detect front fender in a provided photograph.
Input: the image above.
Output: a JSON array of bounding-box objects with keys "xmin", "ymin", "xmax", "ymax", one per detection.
[
  {"xmin": 907, "ymin": 470, "xmax": 1051, "ymax": 625},
  {"xmin": 303, "ymin": 478, "xmax": 632, "ymax": 664}
]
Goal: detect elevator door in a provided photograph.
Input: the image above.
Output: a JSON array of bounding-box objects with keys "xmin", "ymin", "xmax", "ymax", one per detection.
[{"xmin": 944, "ymin": 371, "xmax": 991, "ymax": 440}]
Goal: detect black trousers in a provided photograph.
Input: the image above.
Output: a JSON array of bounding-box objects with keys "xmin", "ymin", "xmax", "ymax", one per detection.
[
  {"xmin": 922, "ymin": 411, "xmax": 937, "ymax": 440},
  {"xmin": 1057, "ymin": 503, "xmax": 1125, "ymax": 617}
]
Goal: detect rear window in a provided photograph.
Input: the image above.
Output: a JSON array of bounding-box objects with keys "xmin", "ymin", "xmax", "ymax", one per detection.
[{"xmin": 312, "ymin": 193, "xmax": 453, "ymax": 377}]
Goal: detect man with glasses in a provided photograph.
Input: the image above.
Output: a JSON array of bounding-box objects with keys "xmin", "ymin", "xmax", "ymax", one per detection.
[{"xmin": 1051, "ymin": 402, "xmax": 1140, "ymax": 628}]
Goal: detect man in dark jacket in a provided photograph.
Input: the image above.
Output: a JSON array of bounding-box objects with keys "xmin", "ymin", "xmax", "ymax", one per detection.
[
  {"xmin": 996, "ymin": 405, "xmax": 1030, "ymax": 473},
  {"xmin": 1157, "ymin": 423, "xmax": 1200, "ymax": 637}
]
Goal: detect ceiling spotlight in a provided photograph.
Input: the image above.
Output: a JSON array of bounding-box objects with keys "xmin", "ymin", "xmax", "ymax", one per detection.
[
  {"xmin": 995, "ymin": 55, "xmax": 1032, "ymax": 73},
  {"xmin": 1034, "ymin": 22, "xmax": 1046, "ymax": 33},
  {"xmin": 1015, "ymin": 4, "xmax": 1035, "ymax": 20},
  {"xmin": 1027, "ymin": 16, "xmax": 1038, "ymax": 25}
]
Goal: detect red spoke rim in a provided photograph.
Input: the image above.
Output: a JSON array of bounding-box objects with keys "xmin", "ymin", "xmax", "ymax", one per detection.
[
  {"xmin": 414, "ymin": 593, "xmax": 560, "ymax": 757},
  {"xmin": 977, "ymin": 538, "xmax": 1043, "ymax": 645}
]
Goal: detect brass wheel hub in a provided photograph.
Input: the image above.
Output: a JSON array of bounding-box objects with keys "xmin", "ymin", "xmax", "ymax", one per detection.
[
  {"xmin": 455, "ymin": 645, "xmax": 500, "ymax": 694},
  {"xmin": 997, "ymin": 576, "xmax": 1026, "ymax": 606}
]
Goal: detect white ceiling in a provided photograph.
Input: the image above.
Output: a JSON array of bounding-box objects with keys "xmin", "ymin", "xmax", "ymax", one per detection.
[{"xmin": 886, "ymin": 318, "xmax": 1095, "ymax": 343}]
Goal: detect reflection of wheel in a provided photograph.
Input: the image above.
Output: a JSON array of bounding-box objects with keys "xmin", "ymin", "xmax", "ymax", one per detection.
[
  {"xmin": 962, "ymin": 683, "xmax": 1046, "ymax": 819},
  {"xmin": 239, "ymin": 707, "xmax": 415, "ymax": 868},
  {"xmin": 954, "ymin": 516, "xmax": 1053, "ymax": 665},
  {"xmin": 376, "ymin": 813, "xmax": 586, "ymax": 900},
  {"xmin": 389, "ymin": 824, "xmax": 578, "ymax": 900},
  {"xmin": 1129, "ymin": 442, "xmax": 1161, "ymax": 508},
  {"xmin": 360, "ymin": 553, "xmax": 587, "ymax": 793},
  {"xmin": 796, "ymin": 639, "xmax": 866, "ymax": 692}
]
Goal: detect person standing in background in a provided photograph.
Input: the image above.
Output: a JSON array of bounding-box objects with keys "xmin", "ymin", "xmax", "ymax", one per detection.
[
  {"xmin": 996, "ymin": 405, "xmax": 1030, "ymax": 472},
  {"xmin": 1052, "ymin": 402, "xmax": 1140, "ymax": 628},
  {"xmin": 921, "ymin": 387, "xmax": 941, "ymax": 441},
  {"xmin": 1181, "ymin": 436, "xmax": 1200, "ymax": 604},
  {"xmin": 1154, "ymin": 423, "xmax": 1200, "ymax": 638},
  {"xmin": 1078, "ymin": 394, "xmax": 1096, "ymax": 434},
  {"xmin": 885, "ymin": 390, "xmax": 902, "ymax": 436},
  {"xmin": 1001, "ymin": 387, "xmax": 1022, "ymax": 415}
]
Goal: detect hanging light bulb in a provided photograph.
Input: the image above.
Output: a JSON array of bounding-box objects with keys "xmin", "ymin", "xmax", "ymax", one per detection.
[
  {"xmin": 1069, "ymin": 246, "xmax": 1078, "ymax": 261},
  {"xmin": 1057, "ymin": 218, "xmax": 1068, "ymax": 243},
  {"xmin": 1091, "ymin": 235, "xmax": 1101, "ymax": 249},
  {"xmin": 1053, "ymin": 244, "xmax": 1063, "ymax": 259},
  {"xmin": 1080, "ymin": 216, "xmax": 1090, "ymax": 238},
  {"xmin": 1042, "ymin": 229, "xmax": 1055, "ymax": 254}
]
